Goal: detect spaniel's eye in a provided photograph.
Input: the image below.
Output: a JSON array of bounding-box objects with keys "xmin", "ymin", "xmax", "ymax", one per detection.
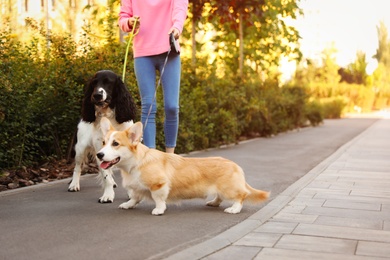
[
  {"xmin": 102, "ymin": 141, "xmax": 106, "ymax": 146},
  {"xmin": 112, "ymin": 141, "xmax": 119, "ymax": 147}
]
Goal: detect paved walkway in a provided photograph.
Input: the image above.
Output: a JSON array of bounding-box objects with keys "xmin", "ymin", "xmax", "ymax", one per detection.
[{"xmin": 167, "ymin": 116, "xmax": 390, "ymax": 259}]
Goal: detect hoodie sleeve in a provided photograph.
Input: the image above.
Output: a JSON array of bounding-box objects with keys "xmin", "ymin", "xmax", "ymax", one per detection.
[
  {"xmin": 118, "ymin": 0, "xmax": 133, "ymax": 32},
  {"xmin": 172, "ymin": 0, "xmax": 189, "ymax": 34}
]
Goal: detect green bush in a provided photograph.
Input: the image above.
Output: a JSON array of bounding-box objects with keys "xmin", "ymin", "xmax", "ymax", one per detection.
[
  {"xmin": 304, "ymin": 100, "xmax": 324, "ymax": 126},
  {"xmin": 321, "ymin": 97, "xmax": 347, "ymax": 119}
]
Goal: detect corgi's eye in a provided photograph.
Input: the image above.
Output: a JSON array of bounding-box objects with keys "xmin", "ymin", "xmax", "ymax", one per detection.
[
  {"xmin": 112, "ymin": 141, "xmax": 119, "ymax": 146},
  {"xmin": 102, "ymin": 141, "xmax": 106, "ymax": 146}
]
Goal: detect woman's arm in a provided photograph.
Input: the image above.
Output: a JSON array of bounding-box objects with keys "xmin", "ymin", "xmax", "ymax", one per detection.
[
  {"xmin": 171, "ymin": 0, "xmax": 189, "ymax": 38},
  {"xmin": 118, "ymin": 0, "xmax": 133, "ymax": 32}
]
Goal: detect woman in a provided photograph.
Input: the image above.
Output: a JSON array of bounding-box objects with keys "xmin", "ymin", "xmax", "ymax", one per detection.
[{"xmin": 118, "ymin": 0, "xmax": 188, "ymax": 154}]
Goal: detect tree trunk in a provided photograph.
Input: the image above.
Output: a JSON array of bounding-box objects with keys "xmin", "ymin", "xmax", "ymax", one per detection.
[
  {"xmin": 191, "ymin": 14, "xmax": 197, "ymax": 69},
  {"xmin": 238, "ymin": 10, "xmax": 244, "ymax": 78}
]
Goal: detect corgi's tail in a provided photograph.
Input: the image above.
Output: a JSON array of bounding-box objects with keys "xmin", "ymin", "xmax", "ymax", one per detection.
[{"xmin": 245, "ymin": 183, "xmax": 270, "ymax": 203}]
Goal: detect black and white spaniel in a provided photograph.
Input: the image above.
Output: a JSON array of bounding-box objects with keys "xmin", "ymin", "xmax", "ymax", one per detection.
[{"xmin": 68, "ymin": 70, "xmax": 137, "ymax": 203}]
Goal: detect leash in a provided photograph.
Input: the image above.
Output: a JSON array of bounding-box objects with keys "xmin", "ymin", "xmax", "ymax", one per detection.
[
  {"xmin": 122, "ymin": 17, "xmax": 139, "ymax": 82},
  {"xmin": 142, "ymin": 48, "xmax": 171, "ymax": 134}
]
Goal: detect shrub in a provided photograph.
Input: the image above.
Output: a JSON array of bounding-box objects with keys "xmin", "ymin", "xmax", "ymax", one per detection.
[
  {"xmin": 304, "ymin": 100, "xmax": 324, "ymax": 126},
  {"xmin": 321, "ymin": 97, "xmax": 347, "ymax": 119}
]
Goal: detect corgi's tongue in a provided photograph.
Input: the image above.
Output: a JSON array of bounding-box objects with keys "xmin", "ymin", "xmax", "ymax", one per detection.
[
  {"xmin": 100, "ymin": 161, "xmax": 112, "ymax": 170},
  {"xmin": 100, "ymin": 157, "xmax": 120, "ymax": 169}
]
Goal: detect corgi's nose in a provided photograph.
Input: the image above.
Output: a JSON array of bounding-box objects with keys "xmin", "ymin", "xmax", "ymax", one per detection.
[{"xmin": 96, "ymin": 152, "xmax": 104, "ymax": 160}]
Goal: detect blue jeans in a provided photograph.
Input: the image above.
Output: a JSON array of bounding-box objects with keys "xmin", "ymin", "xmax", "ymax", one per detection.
[{"xmin": 134, "ymin": 52, "xmax": 180, "ymax": 149}]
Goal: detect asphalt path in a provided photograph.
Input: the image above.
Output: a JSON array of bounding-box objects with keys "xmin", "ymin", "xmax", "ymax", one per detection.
[{"xmin": 0, "ymin": 117, "xmax": 378, "ymax": 260}]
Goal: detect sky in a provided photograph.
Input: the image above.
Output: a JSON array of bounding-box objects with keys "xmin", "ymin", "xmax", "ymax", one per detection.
[{"xmin": 282, "ymin": 0, "xmax": 390, "ymax": 79}]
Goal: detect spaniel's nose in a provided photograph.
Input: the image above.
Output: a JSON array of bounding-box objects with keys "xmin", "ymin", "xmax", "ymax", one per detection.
[
  {"xmin": 93, "ymin": 93, "xmax": 103, "ymax": 101},
  {"xmin": 92, "ymin": 88, "xmax": 107, "ymax": 102},
  {"xmin": 96, "ymin": 152, "xmax": 104, "ymax": 160}
]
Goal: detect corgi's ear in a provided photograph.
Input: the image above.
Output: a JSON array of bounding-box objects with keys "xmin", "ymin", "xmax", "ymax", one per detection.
[
  {"xmin": 100, "ymin": 117, "xmax": 113, "ymax": 137},
  {"xmin": 127, "ymin": 122, "xmax": 143, "ymax": 146}
]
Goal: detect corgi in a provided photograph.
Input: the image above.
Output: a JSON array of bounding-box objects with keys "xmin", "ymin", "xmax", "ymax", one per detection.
[{"xmin": 96, "ymin": 117, "xmax": 269, "ymax": 215}]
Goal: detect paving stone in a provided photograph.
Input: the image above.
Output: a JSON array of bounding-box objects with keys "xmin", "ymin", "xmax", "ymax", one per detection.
[
  {"xmin": 350, "ymin": 178, "xmax": 390, "ymax": 186},
  {"xmin": 343, "ymin": 165, "xmax": 390, "ymax": 172},
  {"xmin": 315, "ymin": 174, "xmax": 338, "ymax": 181},
  {"xmin": 253, "ymin": 221, "xmax": 297, "ymax": 234},
  {"xmin": 294, "ymin": 223, "xmax": 390, "ymax": 243},
  {"xmin": 275, "ymin": 234, "xmax": 357, "ymax": 254},
  {"xmin": 384, "ymin": 221, "xmax": 390, "ymax": 231},
  {"xmin": 288, "ymin": 198, "xmax": 325, "ymax": 207},
  {"xmin": 353, "ymin": 181, "xmax": 390, "ymax": 190},
  {"xmin": 233, "ymin": 232, "xmax": 281, "ymax": 247},
  {"xmin": 350, "ymin": 189, "xmax": 390, "ymax": 199},
  {"xmin": 323, "ymin": 199, "xmax": 381, "ymax": 211},
  {"xmin": 345, "ymin": 170, "xmax": 390, "ymax": 176},
  {"xmin": 327, "ymin": 162, "xmax": 346, "ymax": 170},
  {"xmin": 272, "ymin": 211, "xmax": 318, "ymax": 223},
  {"xmin": 280, "ymin": 205, "xmax": 306, "ymax": 214},
  {"xmin": 294, "ymin": 189, "xmax": 316, "ymax": 198},
  {"xmin": 346, "ymin": 160, "xmax": 390, "ymax": 168},
  {"xmin": 356, "ymin": 241, "xmax": 390, "ymax": 258},
  {"xmin": 314, "ymin": 215, "xmax": 383, "ymax": 230},
  {"xmin": 330, "ymin": 170, "xmax": 390, "ymax": 180},
  {"xmin": 306, "ymin": 181, "xmax": 331, "ymax": 189},
  {"xmin": 314, "ymin": 193, "xmax": 390, "ymax": 204},
  {"xmin": 303, "ymin": 206, "xmax": 390, "ymax": 221},
  {"xmin": 254, "ymin": 248, "xmax": 380, "ymax": 260},
  {"xmin": 204, "ymin": 245, "xmax": 261, "ymax": 260},
  {"xmin": 304, "ymin": 188, "xmax": 351, "ymax": 197},
  {"xmin": 345, "ymin": 159, "xmax": 390, "ymax": 167},
  {"xmin": 329, "ymin": 181, "xmax": 355, "ymax": 190},
  {"xmin": 339, "ymin": 177, "xmax": 390, "ymax": 184}
]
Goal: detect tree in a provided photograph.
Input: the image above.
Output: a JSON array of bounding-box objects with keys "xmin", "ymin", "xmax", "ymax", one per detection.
[
  {"xmin": 188, "ymin": 0, "xmax": 209, "ymax": 68},
  {"xmin": 294, "ymin": 46, "xmax": 340, "ymax": 98},
  {"xmin": 373, "ymin": 21, "xmax": 390, "ymax": 67},
  {"xmin": 339, "ymin": 51, "xmax": 368, "ymax": 85},
  {"xmin": 372, "ymin": 21, "xmax": 390, "ymax": 108},
  {"xmin": 207, "ymin": 0, "xmax": 301, "ymax": 79}
]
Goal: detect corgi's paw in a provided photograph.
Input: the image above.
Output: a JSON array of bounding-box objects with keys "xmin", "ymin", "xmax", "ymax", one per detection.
[
  {"xmin": 119, "ymin": 199, "xmax": 138, "ymax": 209},
  {"xmin": 151, "ymin": 207, "xmax": 165, "ymax": 216},
  {"xmin": 206, "ymin": 200, "xmax": 221, "ymax": 207},
  {"xmin": 224, "ymin": 202, "xmax": 242, "ymax": 214},
  {"xmin": 224, "ymin": 207, "xmax": 240, "ymax": 214}
]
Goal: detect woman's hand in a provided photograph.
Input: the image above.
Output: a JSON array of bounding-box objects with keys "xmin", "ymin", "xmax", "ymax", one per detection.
[
  {"xmin": 169, "ymin": 28, "xmax": 180, "ymax": 39},
  {"xmin": 128, "ymin": 16, "xmax": 140, "ymax": 29}
]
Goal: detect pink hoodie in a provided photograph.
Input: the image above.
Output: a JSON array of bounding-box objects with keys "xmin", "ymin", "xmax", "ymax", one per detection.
[{"xmin": 118, "ymin": 0, "xmax": 188, "ymax": 58}]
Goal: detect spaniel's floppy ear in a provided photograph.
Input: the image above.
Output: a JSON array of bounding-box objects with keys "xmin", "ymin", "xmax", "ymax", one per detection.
[
  {"xmin": 100, "ymin": 117, "xmax": 113, "ymax": 137},
  {"xmin": 126, "ymin": 122, "xmax": 143, "ymax": 146},
  {"xmin": 111, "ymin": 76, "xmax": 137, "ymax": 124},
  {"xmin": 81, "ymin": 76, "xmax": 97, "ymax": 122}
]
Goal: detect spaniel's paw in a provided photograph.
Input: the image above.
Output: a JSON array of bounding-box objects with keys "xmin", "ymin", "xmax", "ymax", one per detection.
[
  {"xmin": 68, "ymin": 180, "xmax": 80, "ymax": 192},
  {"xmin": 98, "ymin": 192, "xmax": 114, "ymax": 203}
]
